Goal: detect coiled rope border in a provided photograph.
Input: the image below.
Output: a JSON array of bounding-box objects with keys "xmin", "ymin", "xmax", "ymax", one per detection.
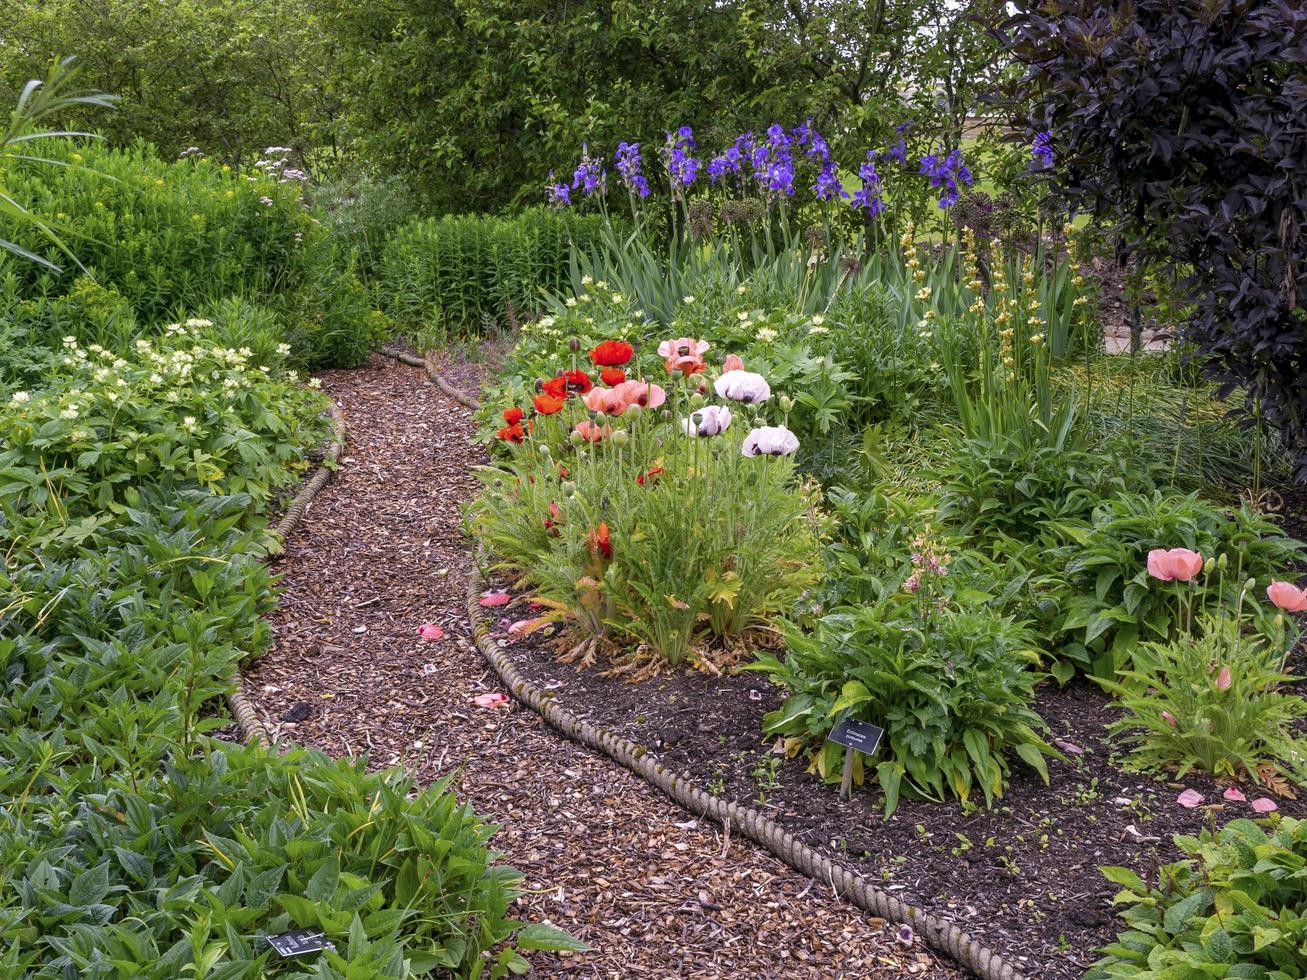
[
  {"xmin": 380, "ymin": 346, "xmax": 1027, "ymax": 980},
  {"xmin": 228, "ymin": 400, "xmax": 347, "ymax": 745}
]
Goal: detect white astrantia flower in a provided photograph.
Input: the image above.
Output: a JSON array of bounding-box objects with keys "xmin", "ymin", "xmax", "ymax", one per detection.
[
  {"xmin": 680, "ymin": 404, "xmax": 732, "ymax": 437},
  {"xmin": 741, "ymin": 425, "xmax": 800, "ymax": 457},
  {"xmin": 308, "ymin": 377, "xmax": 322, "ymax": 389},
  {"xmin": 809, "ymin": 325, "xmax": 829, "ymax": 335},
  {"xmin": 9, "ymin": 391, "xmax": 30, "ymax": 405},
  {"xmin": 185, "ymin": 318, "xmax": 213, "ymax": 329},
  {"xmin": 714, "ymin": 369, "xmax": 771, "ymax": 404},
  {"xmin": 756, "ymin": 327, "xmax": 778, "ymax": 342}
]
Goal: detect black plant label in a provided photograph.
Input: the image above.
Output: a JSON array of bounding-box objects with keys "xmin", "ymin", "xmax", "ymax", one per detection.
[{"xmin": 267, "ymin": 929, "xmax": 336, "ymax": 958}]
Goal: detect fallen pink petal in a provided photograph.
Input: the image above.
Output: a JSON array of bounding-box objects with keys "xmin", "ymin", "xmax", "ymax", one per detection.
[
  {"xmin": 480, "ymin": 591, "xmax": 512, "ymax": 607},
  {"xmin": 1054, "ymin": 738, "xmax": 1084, "ymax": 755},
  {"xmin": 1222, "ymin": 786, "xmax": 1247, "ymax": 802},
  {"xmin": 1251, "ymin": 797, "xmax": 1279, "ymax": 813},
  {"xmin": 473, "ymin": 692, "xmax": 511, "ymax": 709},
  {"xmin": 1176, "ymin": 789, "xmax": 1204, "ymax": 808},
  {"xmin": 417, "ymin": 623, "xmax": 445, "ymax": 640}
]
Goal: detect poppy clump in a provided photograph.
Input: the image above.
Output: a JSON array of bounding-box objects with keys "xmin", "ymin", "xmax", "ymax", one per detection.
[
  {"xmin": 496, "ymin": 421, "xmax": 526, "ymax": 443},
  {"xmin": 587, "ymin": 522, "xmax": 613, "ymax": 561}
]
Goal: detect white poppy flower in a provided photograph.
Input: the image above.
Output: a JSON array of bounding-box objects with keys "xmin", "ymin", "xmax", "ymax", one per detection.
[
  {"xmin": 741, "ymin": 425, "xmax": 800, "ymax": 457},
  {"xmin": 681, "ymin": 405, "xmax": 732, "ymax": 437},
  {"xmin": 714, "ymin": 369, "xmax": 771, "ymax": 404}
]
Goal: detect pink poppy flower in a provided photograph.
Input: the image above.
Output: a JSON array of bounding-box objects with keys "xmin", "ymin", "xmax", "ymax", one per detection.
[
  {"xmin": 1215, "ymin": 666, "xmax": 1232, "ymax": 691},
  {"xmin": 1176, "ymin": 788, "xmax": 1204, "ymax": 808},
  {"xmin": 417, "ymin": 623, "xmax": 445, "ymax": 640},
  {"xmin": 1251, "ymin": 797, "xmax": 1278, "ymax": 813},
  {"xmin": 722, "ymin": 354, "xmax": 745, "ymax": 372},
  {"xmin": 583, "ymin": 386, "xmax": 628, "ymax": 417},
  {"xmin": 1267, "ymin": 580, "xmax": 1307, "ymax": 613},
  {"xmin": 474, "ymin": 692, "xmax": 511, "ymax": 709},
  {"xmin": 573, "ymin": 419, "xmax": 613, "ymax": 443},
  {"xmin": 612, "ymin": 379, "xmax": 667, "ymax": 409},
  {"xmin": 658, "ymin": 337, "xmax": 710, "ymax": 376},
  {"xmin": 1146, "ymin": 548, "xmax": 1204, "ymax": 582},
  {"xmin": 1223, "ymin": 786, "xmax": 1246, "ymax": 802},
  {"xmin": 479, "ymin": 591, "xmax": 512, "ymax": 607}
]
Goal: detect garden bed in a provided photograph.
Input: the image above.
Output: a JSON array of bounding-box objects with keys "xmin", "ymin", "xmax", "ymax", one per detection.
[{"xmin": 485, "ymin": 596, "xmax": 1307, "ymax": 980}]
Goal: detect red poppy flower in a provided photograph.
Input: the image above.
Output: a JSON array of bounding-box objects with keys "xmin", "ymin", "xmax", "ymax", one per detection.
[
  {"xmin": 544, "ymin": 500, "xmax": 563, "ymax": 536},
  {"xmin": 496, "ymin": 422, "xmax": 526, "ymax": 444},
  {"xmin": 533, "ymin": 392, "xmax": 566, "ymax": 415},
  {"xmin": 590, "ymin": 340, "xmax": 634, "ymax": 368},
  {"xmin": 562, "ymin": 369, "xmax": 593, "ymax": 394},
  {"xmin": 636, "ymin": 466, "xmax": 665, "ymax": 486},
  {"xmin": 587, "ymin": 522, "xmax": 612, "ymax": 561},
  {"xmin": 557, "ymin": 465, "xmax": 569, "ymax": 479},
  {"xmin": 541, "ymin": 376, "xmax": 568, "ymax": 399},
  {"xmin": 502, "ymin": 406, "xmax": 524, "ymax": 425},
  {"xmin": 600, "ymin": 367, "xmax": 627, "ymax": 387}
]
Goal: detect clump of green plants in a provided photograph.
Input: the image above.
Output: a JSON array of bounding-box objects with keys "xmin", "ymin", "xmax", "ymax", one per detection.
[
  {"xmin": 1041, "ymin": 490, "xmax": 1304, "ymax": 678},
  {"xmin": 380, "ymin": 208, "xmax": 610, "ymax": 335},
  {"xmin": 469, "ymin": 332, "xmax": 821, "ymax": 672},
  {"xmin": 748, "ymin": 533, "xmax": 1054, "ymax": 817},
  {"xmin": 1088, "ymin": 818, "xmax": 1307, "ymax": 978},
  {"xmin": 1104, "ymin": 614, "xmax": 1307, "ymax": 789}
]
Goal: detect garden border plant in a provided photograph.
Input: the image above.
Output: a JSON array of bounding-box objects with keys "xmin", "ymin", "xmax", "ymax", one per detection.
[{"xmin": 382, "ymin": 346, "xmax": 1031, "ymax": 980}]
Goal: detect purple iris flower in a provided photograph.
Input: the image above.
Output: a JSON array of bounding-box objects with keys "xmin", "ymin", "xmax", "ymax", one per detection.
[
  {"xmin": 919, "ymin": 148, "xmax": 973, "ymax": 209},
  {"xmin": 571, "ymin": 144, "xmax": 607, "ymax": 196},
  {"xmin": 614, "ymin": 142, "xmax": 650, "ymax": 197},
  {"xmin": 812, "ymin": 161, "xmax": 847, "ymax": 201},
  {"xmin": 546, "ymin": 170, "xmax": 571, "ymax": 207},
  {"xmin": 665, "ymin": 128, "xmax": 701, "ymax": 187},
  {"xmin": 1032, "ymin": 131, "xmax": 1054, "ymax": 168},
  {"xmin": 849, "ymin": 154, "xmax": 885, "ymax": 216},
  {"xmin": 709, "ymin": 133, "xmax": 752, "ymax": 184}
]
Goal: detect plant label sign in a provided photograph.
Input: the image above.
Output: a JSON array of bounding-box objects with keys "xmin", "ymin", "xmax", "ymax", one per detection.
[
  {"xmin": 267, "ymin": 929, "xmax": 336, "ymax": 958},
  {"xmin": 827, "ymin": 719, "xmax": 884, "ymax": 799}
]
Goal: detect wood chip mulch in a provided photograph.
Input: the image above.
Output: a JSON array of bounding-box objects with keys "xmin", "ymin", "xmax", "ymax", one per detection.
[{"xmin": 243, "ymin": 352, "xmax": 959, "ymax": 979}]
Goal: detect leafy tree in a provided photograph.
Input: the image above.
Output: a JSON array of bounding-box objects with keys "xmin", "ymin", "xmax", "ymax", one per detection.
[{"xmin": 1001, "ymin": 0, "xmax": 1307, "ymax": 480}]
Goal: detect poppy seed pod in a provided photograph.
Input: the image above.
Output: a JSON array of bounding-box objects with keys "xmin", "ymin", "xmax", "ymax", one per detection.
[
  {"xmin": 569, "ymin": 337, "xmax": 581, "ymax": 352},
  {"xmin": 534, "ymin": 378, "xmax": 545, "ymax": 392}
]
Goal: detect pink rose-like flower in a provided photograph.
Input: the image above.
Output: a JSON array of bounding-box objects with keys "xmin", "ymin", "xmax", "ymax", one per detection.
[
  {"xmin": 1176, "ymin": 788, "xmax": 1205, "ymax": 808},
  {"xmin": 474, "ymin": 692, "xmax": 511, "ymax": 709},
  {"xmin": 714, "ymin": 369, "xmax": 772, "ymax": 404},
  {"xmin": 417, "ymin": 623, "xmax": 445, "ymax": 640},
  {"xmin": 1215, "ymin": 666, "xmax": 1232, "ymax": 691},
  {"xmin": 1223, "ymin": 786, "xmax": 1247, "ymax": 802},
  {"xmin": 612, "ymin": 379, "xmax": 667, "ymax": 409},
  {"xmin": 1267, "ymin": 580, "xmax": 1307, "ymax": 613},
  {"xmin": 1251, "ymin": 797, "xmax": 1279, "ymax": 813},
  {"xmin": 722, "ymin": 354, "xmax": 745, "ymax": 373},
  {"xmin": 1147, "ymin": 548, "xmax": 1204, "ymax": 582}
]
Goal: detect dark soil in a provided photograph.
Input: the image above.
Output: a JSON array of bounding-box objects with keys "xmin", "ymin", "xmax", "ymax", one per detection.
[{"xmin": 492, "ymin": 578, "xmax": 1307, "ymax": 979}]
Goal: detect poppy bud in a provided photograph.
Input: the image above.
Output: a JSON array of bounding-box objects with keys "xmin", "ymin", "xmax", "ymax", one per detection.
[
  {"xmin": 1245, "ymin": 577, "xmax": 1257, "ymax": 592},
  {"xmin": 659, "ymin": 409, "xmax": 671, "ymax": 421},
  {"xmin": 611, "ymin": 429, "xmax": 629, "ymax": 446},
  {"xmin": 1218, "ymin": 553, "xmax": 1228, "ymax": 569},
  {"xmin": 569, "ymin": 337, "xmax": 581, "ymax": 352},
  {"xmin": 562, "ymin": 481, "xmax": 576, "ymax": 497},
  {"xmin": 534, "ymin": 378, "xmax": 545, "ymax": 392},
  {"xmin": 625, "ymin": 404, "xmax": 643, "ymax": 420},
  {"xmin": 689, "ymin": 391, "xmax": 706, "ymax": 408},
  {"xmin": 1203, "ymin": 556, "xmax": 1216, "ymax": 575},
  {"xmin": 537, "ymin": 443, "xmax": 552, "ymax": 456},
  {"xmin": 779, "ymin": 394, "xmax": 795, "ymax": 413},
  {"xmin": 568, "ymin": 430, "xmax": 583, "ymax": 446}
]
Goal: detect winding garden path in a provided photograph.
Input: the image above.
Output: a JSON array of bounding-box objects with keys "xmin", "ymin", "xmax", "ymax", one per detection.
[{"xmin": 244, "ymin": 353, "xmax": 958, "ymax": 979}]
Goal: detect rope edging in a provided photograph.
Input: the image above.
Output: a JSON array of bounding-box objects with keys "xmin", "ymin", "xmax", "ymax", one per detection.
[{"xmin": 228, "ymin": 400, "xmax": 348, "ymax": 746}]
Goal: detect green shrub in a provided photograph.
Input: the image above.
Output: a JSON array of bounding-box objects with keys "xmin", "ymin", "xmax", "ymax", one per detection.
[
  {"xmin": 1088, "ymin": 818, "xmax": 1307, "ymax": 978},
  {"xmin": 1042, "ymin": 490, "xmax": 1305, "ymax": 678},
  {"xmin": 380, "ymin": 208, "xmax": 610, "ymax": 335},
  {"xmin": 749, "ymin": 555, "xmax": 1054, "ymax": 816},
  {"xmin": 1104, "ymin": 616, "xmax": 1307, "ymax": 787}
]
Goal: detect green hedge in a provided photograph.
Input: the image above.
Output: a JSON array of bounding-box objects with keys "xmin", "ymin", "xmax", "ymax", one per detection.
[
  {"xmin": 379, "ymin": 207, "xmax": 610, "ymax": 332},
  {"xmin": 0, "ymin": 139, "xmax": 390, "ymax": 369}
]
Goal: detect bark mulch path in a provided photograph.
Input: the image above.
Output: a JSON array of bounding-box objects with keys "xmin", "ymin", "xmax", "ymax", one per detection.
[{"xmin": 244, "ymin": 352, "xmax": 958, "ymax": 979}]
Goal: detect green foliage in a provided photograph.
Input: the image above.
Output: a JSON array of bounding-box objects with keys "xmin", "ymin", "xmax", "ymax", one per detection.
[
  {"xmin": 1088, "ymin": 818, "xmax": 1307, "ymax": 978},
  {"xmin": 1104, "ymin": 617, "xmax": 1307, "ymax": 787},
  {"xmin": 1042, "ymin": 490, "xmax": 1305, "ymax": 678},
  {"xmin": 0, "ymin": 330, "xmax": 573, "ymax": 974},
  {"xmin": 0, "ymin": 0, "xmax": 341, "ymax": 167},
  {"xmin": 750, "ymin": 580, "xmax": 1053, "ymax": 817},
  {"xmin": 380, "ymin": 208, "xmax": 610, "ymax": 337}
]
